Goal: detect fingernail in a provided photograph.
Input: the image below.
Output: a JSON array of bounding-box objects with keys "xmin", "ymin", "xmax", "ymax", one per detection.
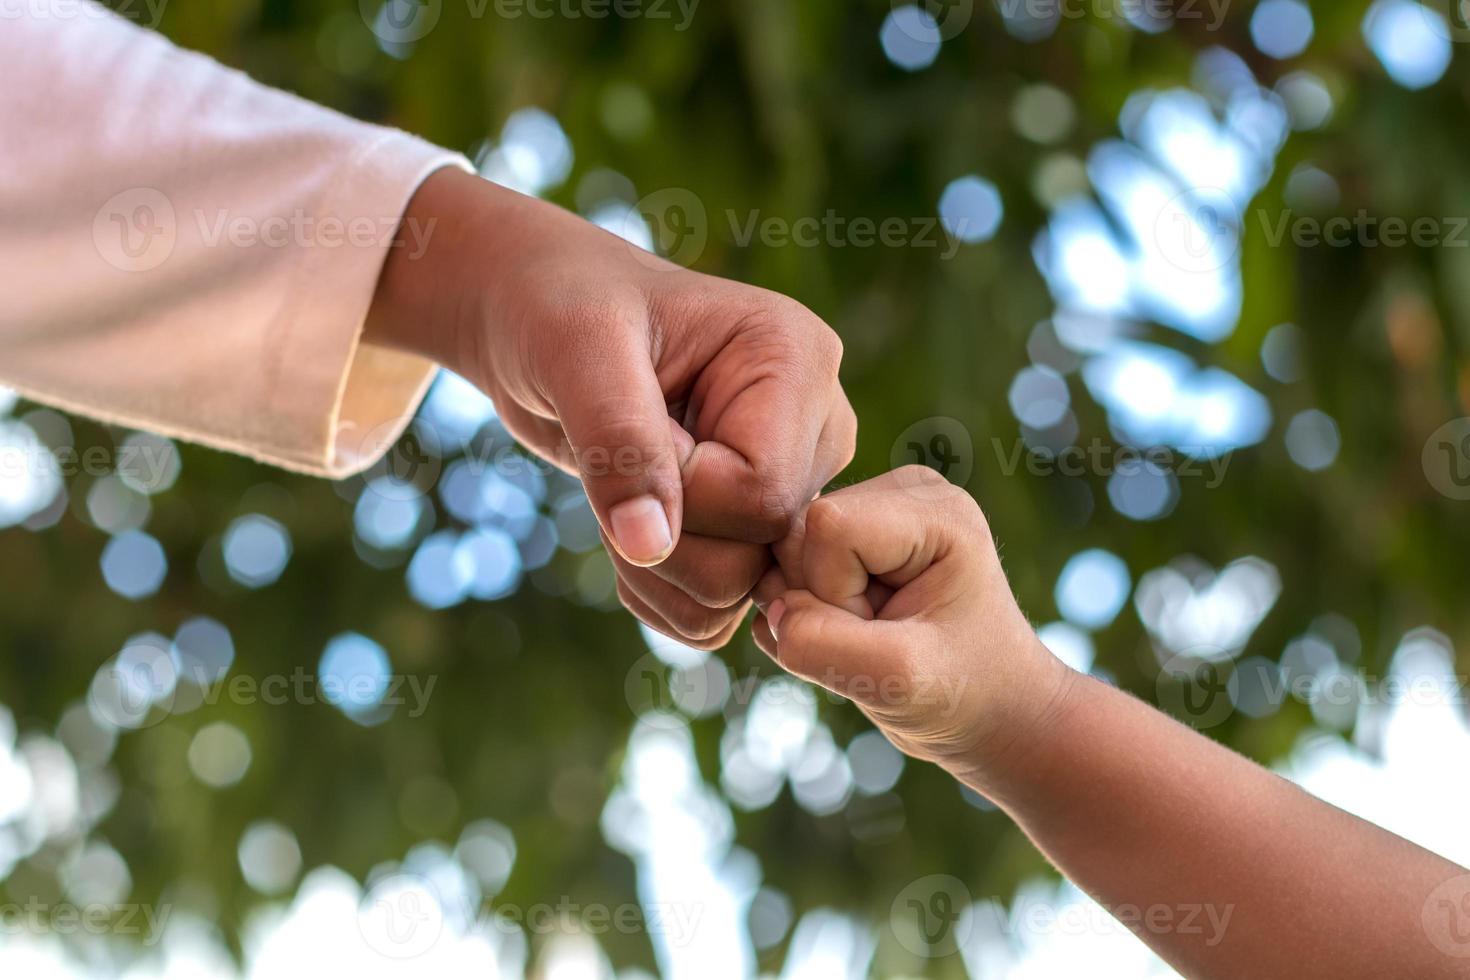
[
  {"xmin": 609, "ymin": 495, "xmax": 674, "ymax": 566},
  {"xmin": 767, "ymin": 598, "xmax": 786, "ymax": 639}
]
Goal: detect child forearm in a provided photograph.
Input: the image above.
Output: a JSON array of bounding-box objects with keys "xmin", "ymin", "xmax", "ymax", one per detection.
[
  {"xmin": 964, "ymin": 661, "xmax": 1468, "ymax": 979},
  {"xmin": 758, "ymin": 472, "xmax": 1467, "ymax": 976}
]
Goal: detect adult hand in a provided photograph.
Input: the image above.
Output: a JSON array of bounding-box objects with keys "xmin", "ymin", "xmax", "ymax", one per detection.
[{"xmin": 366, "ymin": 168, "xmax": 856, "ymax": 648}]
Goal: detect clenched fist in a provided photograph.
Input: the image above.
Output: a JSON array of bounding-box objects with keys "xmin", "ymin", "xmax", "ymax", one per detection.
[{"xmin": 366, "ymin": 168, "xmax": 856, "ymax": 647}]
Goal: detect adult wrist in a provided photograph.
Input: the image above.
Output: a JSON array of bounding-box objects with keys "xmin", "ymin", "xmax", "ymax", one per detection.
[{"xmin": 363, "ymin": 166, "xmax": 492, "ymax": 378}]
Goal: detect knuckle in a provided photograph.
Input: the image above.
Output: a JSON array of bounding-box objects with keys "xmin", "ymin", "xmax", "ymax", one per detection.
[
  {"xmin": 816, "ymin": 325, "xmax": 844, "ymax": 374},
  {"xmin": 945, "ymin": 484, "xmax": 985, "ymax": 522},
  {"xmin": 833, "ymin": 400, "xmax": 858, "ymax": 460},
  {"xmin": 683, "ymin": 576, "xmax": 753, "ymax": 610},
  {"xmin": 749, "ymin": 291, "xmax": 842, "ymax": 375},
  {"xmin": 753, "ymin": 472, "xmax": 806, "ymax": 540},
  {"xmin": 664, "ymin": 543, "xmax": 766, "ymax": 607},
  {"xmin": 683, "ymin": 629, "xmax": 736, "ymax": 652},
  {"xmin": 896, "ymin": 463, "xmax": 947, "ymax": 489},
  {"xmin": 802, "ymin": 497, "xmax": 848, "ymax": 545},
  {"xmin": 666, "ymin": 601, "xmax": 741, "ymax": 643}
]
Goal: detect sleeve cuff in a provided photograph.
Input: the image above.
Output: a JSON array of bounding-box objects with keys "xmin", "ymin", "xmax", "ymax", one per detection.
[{"xmin": 263, "ymin": 132, "xmax": 472, "ymax": 479}]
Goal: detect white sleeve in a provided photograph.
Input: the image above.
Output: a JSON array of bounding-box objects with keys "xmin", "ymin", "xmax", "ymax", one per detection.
[{"xmin": 0, "ymin": 1, "xmax": 473, "ymax": 477}]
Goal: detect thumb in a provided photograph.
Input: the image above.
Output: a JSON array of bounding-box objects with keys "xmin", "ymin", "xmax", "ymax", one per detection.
[{"xmin": 544, "ymin": 338, "xmax": 693, "ymax": 567}]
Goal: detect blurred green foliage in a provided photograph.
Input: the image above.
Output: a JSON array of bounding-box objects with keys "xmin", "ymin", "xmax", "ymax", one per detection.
[{"xmin": 4, "ymin": 0, "xmax": 1470, "ymax": 975}]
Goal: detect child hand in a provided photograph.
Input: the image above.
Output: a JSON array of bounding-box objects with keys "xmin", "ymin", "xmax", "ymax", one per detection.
[
  {"xmin": 753, "ymin": 466, "xmax": 1073, "ymax": 784},
  {"xmin": 758, "ymin": 467, "xmax": 1469, "ymax": 978}
]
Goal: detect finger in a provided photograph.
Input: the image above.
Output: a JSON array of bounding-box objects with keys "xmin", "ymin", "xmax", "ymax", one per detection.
[
  {"xmin": 807, "ymin": 390, "xmax": 858, "ymax": 498},
  {"xmin": 610, "ymin": 555, "xmax": 753, "ymax": 644},
  {"xmin": 751, "ymin": 611, "xmax": 777, "ymax": 659},
  {"xmin": 751, "ymin": 565, "xmax": 787, "ymax": 614},
  {"xmin": 799, "ymin": 466, "xmax": 977, "ymax": 617},
  {"xmin": 616, "ymin": 576, "xmax": 744, "ymax": 652},
  {"xmin": 603, "ymin": 530, "xmax": 769, "ymax": 610},
  {"xmin": 771, "ymin": 501, "xmax": 810, "ymax": 591},
  {"xmin": 767, "ymin": 589, "xmax": 915, "ymax": 704},
  {"xmin": 679, "ymin": 305, "xmax": 845, "ymax": 542},
  {"xmin": 765, "ymin": 395, "xmax": 855, "ymax": 589},
  {"xmin": 542, "ymin": 332, "xmax": 694, "ymax": 567}
]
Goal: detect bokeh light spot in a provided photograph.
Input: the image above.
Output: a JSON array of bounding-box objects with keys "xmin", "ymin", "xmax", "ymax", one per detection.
[
  {"xmin": 100, "ymin": 530, "xmax": 167, "ymax": 600},
  {"xmin": 1055, "ymin": 549, "xmax": 1131, "ymax": 629}
]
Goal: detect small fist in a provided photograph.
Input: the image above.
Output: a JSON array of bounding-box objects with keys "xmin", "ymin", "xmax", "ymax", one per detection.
[{"xmin": 753, "ymin": 467, "xmax": 1071, "ymax": 780}]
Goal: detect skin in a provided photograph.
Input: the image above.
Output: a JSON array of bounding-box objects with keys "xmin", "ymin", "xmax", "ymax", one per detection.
[
  {"xmin": 752, "ymin": 466, "xmax": 1470, "ymax": 978},
  {"xmin": 363, "ymin": 167, "xmax": 855, "ymax": 648}
]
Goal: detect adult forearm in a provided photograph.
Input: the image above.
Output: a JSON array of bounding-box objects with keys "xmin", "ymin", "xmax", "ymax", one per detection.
[
  {"xmin": 966, "ymin": 669, "xmax": 1465, "ymax": 978},
  {"xmin": 1, "ymin": 0, "xmax": 467, "ymax": 477}
]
